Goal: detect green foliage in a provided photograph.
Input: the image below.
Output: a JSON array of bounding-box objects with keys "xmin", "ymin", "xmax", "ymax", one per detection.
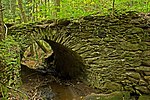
[
  {"xmin": 0, "ymin": 36, "xmax": 21, "ymax": 99},
  {"xmin": 2, "ymin": 0, "xmax": 149, "ymax": 23},
  {"xmin": 115, "ymin": 0, "xmax": 149, "ymax": 13}
]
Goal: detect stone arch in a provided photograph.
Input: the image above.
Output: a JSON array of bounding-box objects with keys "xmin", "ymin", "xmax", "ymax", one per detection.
[
  {"xmin": 43, "ymin": 39, "xmax": 86, "ymax": 79},
  {"xmin": 9, "ymin": 12, "xmax": 150, "ymax": 94}
]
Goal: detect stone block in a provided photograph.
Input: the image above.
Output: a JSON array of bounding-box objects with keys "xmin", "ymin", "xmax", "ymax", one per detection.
[
  {"xmin": 138, "ymin": 95, "xmax": 150, "ymax": 100},
  {"xmin": 84, "ymin": 91, "xmax": 130, "ymax": 100},
  {"xmin": 103, "ymin": 82, "xmax": 122, "ymax": 91}
]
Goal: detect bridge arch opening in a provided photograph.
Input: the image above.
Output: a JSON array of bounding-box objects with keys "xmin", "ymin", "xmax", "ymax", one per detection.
[{"xmin": 43, "ymin": 39, "xmax": 86, "ymax": 79}]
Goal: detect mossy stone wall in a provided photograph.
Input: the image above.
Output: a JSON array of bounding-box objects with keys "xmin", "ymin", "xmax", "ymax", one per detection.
[
  {"xmin": 9, "ymin": 12, "xmax": 150, "ymax": 95},
  {"xmin": 79, "ymin": 12, "xmax": 150, "ymax": 94}
]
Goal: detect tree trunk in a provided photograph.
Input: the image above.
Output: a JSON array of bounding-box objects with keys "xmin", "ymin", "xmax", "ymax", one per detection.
[
  {"xmin": 31, "ymin": 0, "xmax": 35, "ymax": 21},
  {"xmin": 10, "ymin": 0, "xmax": 16, "ymax": 22},
  {"xmin": 52, "ymin": 0, "xmax": 60, "ymax": 18},
  {"xmin": 18, "ymin": 0, "xmax": 27, "ymax": 23},
  {"xmin": 55, "ymin": 0, "xmax": 60, "ymax": 12},
  {"xmin": 44, "ymin": 0, "xmax": 47, "ymax": 18},
  {"xmin": 0, "ymin": 0, "xmax": 5, "ymax": 40}
]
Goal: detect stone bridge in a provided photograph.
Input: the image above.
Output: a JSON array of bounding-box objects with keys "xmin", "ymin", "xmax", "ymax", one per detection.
[{"xmin": 8, "ymin": 11, "xmax": 150, "ymax": 95}]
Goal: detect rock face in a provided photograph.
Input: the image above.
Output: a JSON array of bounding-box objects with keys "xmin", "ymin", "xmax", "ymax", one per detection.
[{"xmin": 9, "ymin": 11, "xmax": 150, "ymax": 95}]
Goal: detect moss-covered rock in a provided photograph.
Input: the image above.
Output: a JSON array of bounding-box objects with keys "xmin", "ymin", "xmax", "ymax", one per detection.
[
  {"xmin": 138, "ymin": 95, "xmax": 150, "ymax": 100},
  {"xmin": 126, "ymin": 72, "xmax": 140, "ymax": 79},
  {"xmin": 103, "ymin": 82, "xmax": 122, "ymax": 91},
  {"xmin": 127, "ymin": 27, "xmax": 144, "ymax": 34},
  {"xmin": 120, "ymin": 42, "xmax": 141, "ymax": 51},
  {"xmin": 84, "ymin": 91, "xmax": 130, "ymax": 100},
  {"xmin": 135, "ymin": 86, "xmax": 150, "ymax": 94},
  {"xmin": 8, "ymin": 12, "xmax": 150, "ymax": 95}
]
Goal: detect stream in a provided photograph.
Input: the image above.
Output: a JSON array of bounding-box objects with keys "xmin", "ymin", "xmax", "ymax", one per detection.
[{"xmin": 20, "ymin": 65, "xmax": 96, "ymax": 100}]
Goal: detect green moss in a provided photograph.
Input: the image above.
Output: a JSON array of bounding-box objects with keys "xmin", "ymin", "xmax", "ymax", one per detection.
[
  {"xmin": 121, "ymin": 51, "xmax": 141, "ymax": 57},
  {"xmin": 139, "ymin": 43, "xmax": 148, "ymax": 50},
  {"xmin": 135, "ymin": 86, "xmax": 150, "ymax": 94},
  {"xmin": 103, "ymin": 82, "xmax": 122, "ymax": 91},
  {"xmin": 136, "ymin": 66, "xmax": 150, "ymax": 72},
  {"xmin": 143, "ymin": 50, "xmax": 150, "ymax": 56},
  {"xmin": 84, "ymin": 91, "xmax": 130, "ymax": 100},
  {"xmin": 124, "ymin": 57, "xmax": 141, "ymax": 67},
  {"xmin": 127, "ymin": 27, "xmax": 144, "ymax": 34},
  {"xmin": 7, "ymin": 12, "xmax": 150, "ymax": 94},
  {"xmin": 126, "ymin": 72, "xmax": 140, "ymax": 79},
  {"xmin": 138, "ymin": 95, "xmax": 150, "ymax": 100},
  {"xmin": 120, "ymin": 42, "xmax": 140, "ymax": 51}
]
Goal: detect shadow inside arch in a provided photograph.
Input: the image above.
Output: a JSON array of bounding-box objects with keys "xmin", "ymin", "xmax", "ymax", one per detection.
[{"xmin": 43, "ymin": 39, "xmax": 86, "ymax": 80}]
